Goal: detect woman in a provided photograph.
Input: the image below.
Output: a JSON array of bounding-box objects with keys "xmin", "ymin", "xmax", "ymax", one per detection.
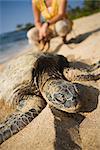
[{"xmin": 27, "ymin": 0, "xmax": 73, "ymax": 49}]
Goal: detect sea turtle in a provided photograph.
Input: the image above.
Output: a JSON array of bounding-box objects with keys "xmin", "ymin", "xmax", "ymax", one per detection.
[{"xmin": 0, "ymin": 52, "xmax": 99, "ymax": 145}]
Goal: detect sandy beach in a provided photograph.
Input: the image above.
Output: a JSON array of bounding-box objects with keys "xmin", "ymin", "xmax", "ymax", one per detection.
[
  {"xmin": 0, "ymin": 64, "xmax": 4, "ymax": 72},
  {"xmin": 0, "ymin": 13, "xmax": 100, "ymax": 150}
]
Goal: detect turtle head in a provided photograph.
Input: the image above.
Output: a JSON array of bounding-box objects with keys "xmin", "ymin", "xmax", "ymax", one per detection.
[
  {"xmin": 33, "ymin": 54, "xmax": 69, "ymax": 90},
  {"xmin": 42, "ymin": 79, "xmax": 81, "ymax": 113}
]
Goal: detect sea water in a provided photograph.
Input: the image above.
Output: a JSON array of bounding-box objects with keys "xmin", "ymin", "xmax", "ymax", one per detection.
[{"xmin": 0, "ymin": 30, "xmax": 30, "ymax": 63}]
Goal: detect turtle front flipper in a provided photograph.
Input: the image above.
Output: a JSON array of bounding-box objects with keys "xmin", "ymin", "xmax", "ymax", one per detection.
[
  {"xmin": 64, "ymin": 68, "xmax": 100, "ymax": 82},
  {"xmin": 88, "ymin": 60, "xmax": 100, "ymax": 72},
  {"xmin": 0, "ymin": 95, "xmax": 46, "ymax": 145},
  {"xmin": 73, "ymin": 73, "xmax": 100, "ymax": 81}
]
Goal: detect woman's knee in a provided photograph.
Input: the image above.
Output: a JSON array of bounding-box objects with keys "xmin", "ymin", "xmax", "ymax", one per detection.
[
  {"xmin": 27, "ymin": 27, "xmax": 39, "ymax": 44},
  {"xmin": 55, "ymin": 19, "xmax": 73, "ymax": 37}
]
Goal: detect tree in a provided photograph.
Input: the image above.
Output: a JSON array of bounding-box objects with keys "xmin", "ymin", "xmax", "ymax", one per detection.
[
  {"xmin": 16, "ymin": 24, "xmax": 23, "ymax": 30},
  {"xmin": 24, "ymin": 23, "xmax": 34, "ymax": 30},
  {"xmin": 84, "ymin": 0, "xmax": 100, "ymax": 12}
]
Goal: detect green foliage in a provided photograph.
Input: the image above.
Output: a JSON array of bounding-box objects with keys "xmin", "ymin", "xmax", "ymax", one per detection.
[
  {"xmin": 16, "ymin": 23, "xmax": 34, "ymax": 31},
  {"xmin": 16, "ymin": 24, "xmax": 23, "ymax": 30},
  {"xmin": 68, "ymin": 0, "xmax": 100, "ymax": 20},
  {"xmin": 23, "ymin": 23, "xmax": 35, "ymax": 31},
  {"xmin": 84, "ymin": 0, "xmax": 100, "ymax": 11}
]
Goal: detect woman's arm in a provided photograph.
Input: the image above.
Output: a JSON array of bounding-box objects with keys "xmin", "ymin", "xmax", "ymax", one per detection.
[
  {"xmin": 48, "ymin": 0, "xmax": 67, "ymax": 25},
  {"xmin": 32, "ymin": 0, "xmax": 42, "ymax": 30}
]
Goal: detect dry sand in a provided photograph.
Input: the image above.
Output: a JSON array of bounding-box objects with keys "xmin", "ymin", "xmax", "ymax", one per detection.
[
  {"xmin": 0, "ymin": 13, "xmax": 100, "ymax": 150},
  {"xmin": 0, "ymin": 64, "xmax": 4, "ymax": 72}
]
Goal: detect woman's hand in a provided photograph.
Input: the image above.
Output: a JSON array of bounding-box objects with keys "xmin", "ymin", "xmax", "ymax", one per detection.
[{"xmin": 39, "ymin": 23, "xmax": 48, "ymax": 40}]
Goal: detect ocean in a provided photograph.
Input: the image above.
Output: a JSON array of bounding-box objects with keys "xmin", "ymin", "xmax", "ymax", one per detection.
[{"xmin": 0, "ymin": 30, "xmax": 30, "ymax": 64}]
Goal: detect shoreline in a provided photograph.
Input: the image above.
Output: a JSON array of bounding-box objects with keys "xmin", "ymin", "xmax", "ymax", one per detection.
[{"xmin": 0, "ymin": 42, "xmax": 33, "ymax": 64}]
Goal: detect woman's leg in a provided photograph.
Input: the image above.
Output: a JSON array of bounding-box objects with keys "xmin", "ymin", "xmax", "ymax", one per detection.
[
  {"xmin": 27, "ymin": 27, "xmax": 53, "ymax": 51},
  {"xmin": 55, "ymin": 19, "xmax": 73, "ymax": 43},
  {"xmin": 27, "ymin": 27, "xmax": 39, "ymax": 45}
]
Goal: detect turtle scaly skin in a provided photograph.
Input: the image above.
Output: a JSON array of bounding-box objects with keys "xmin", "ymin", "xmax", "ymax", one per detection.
[
  {"xmin": 0, "ymin": 95, "xmax": 46, "ymax": 144},
  {"xmin": 0, "ymin": 53, "xmax": 99, "ymax": 145}
]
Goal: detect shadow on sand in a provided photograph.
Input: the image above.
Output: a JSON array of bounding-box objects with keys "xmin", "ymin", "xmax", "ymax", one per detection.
[
  {"xmin": 51, "ymin": 107, "xmax": 84, "ymax": 150},
  {"xmin": 51, "ymin": 27, "xmax": 100, "ymax": 53},
  {"xmin": 51, "ymin": 83, "xmax": 99, "ymax": 150},
  {"xmin": 67, "ymin": 28, "xmax": 100, "ymax": 44}
]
